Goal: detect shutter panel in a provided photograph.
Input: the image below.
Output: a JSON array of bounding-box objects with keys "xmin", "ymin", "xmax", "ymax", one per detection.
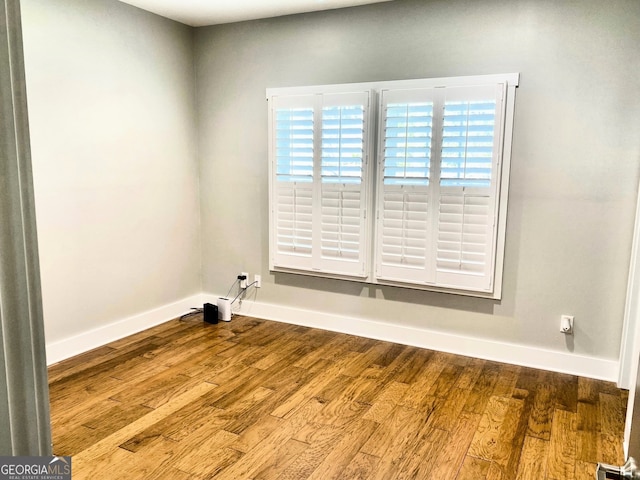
[
  {"xmin": 271, "ymin": 95, "xmax": 315, "ymax": 270},
  {"xmin": 435, "ymin": 85, "xmax": 504, "ymax": 292},
  {"xmin": 318, "ymin": 92, "xmax": 370, "ymax": 277},
  {"xmin": 375, "ymin": 89, "xmax": 435, "ymax": 283},
  {"xmin": 270, "ymin": 92, "xmax": 371, "ymax": 276}
]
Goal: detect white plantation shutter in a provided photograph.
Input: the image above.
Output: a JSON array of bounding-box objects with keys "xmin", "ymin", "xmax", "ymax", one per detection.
[
  {"xmin": 319, "ymin": 93, "xmax": 369, "ymax": 276},
  {"xmin": 269, "ymin": 91, "xmax": 371, "ymax": 277},
  {"xmin": 270, "ymin": 95, "xmax": 316, "ymax": 270},
  {"xmin": 435, "ymin": 85, "xmax": 504, "ymax": 292},
  {"xmin": 374, "ymin": 83, "xmax": 507, "ymax": 293},
  {"xmin": 376, "ymin": 89, "xmax": 435, "ymax": 283},
  {"xmin": 269, "ymin": 74, "xmax": 517, "ymax": 298}
]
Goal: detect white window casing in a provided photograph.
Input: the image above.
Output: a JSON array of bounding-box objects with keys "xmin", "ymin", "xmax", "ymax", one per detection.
[{"xmin": 267, "ymin": 73, "xmax": 518, "ymax": 299}]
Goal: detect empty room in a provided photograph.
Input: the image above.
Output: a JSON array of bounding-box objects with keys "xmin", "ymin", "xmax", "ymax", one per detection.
[{"xmin": 1, "ymin": 0, "xmax": 640, "ymax": 478}]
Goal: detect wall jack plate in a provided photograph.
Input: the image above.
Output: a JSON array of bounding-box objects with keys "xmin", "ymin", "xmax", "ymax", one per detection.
[{"xmin": 560, "ymin": 315, "xmax": 574, "ymax": 334}]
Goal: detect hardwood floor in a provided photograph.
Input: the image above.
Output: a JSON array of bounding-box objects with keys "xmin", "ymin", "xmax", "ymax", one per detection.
[{"xmin": 48, "ymin": 315, "xmax": 627, "ymax": 479}]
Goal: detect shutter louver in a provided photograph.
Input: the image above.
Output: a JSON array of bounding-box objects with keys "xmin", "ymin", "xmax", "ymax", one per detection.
[
  {"xmin": 441, "ymin": 100, "xmax": 496, "ymax": 187},
  {"xmin": 321, "ymin": 105, "xmax": 364, "ymax": 184},
  {"xmin": 377, "ymin": 187, "xmax": 430, "ymax": 282},
  {"xmin": 383, "ymin": 103, "xmax": 433, "ymax": 186},
  {"xmin": 276, "ymin": 185, "xmax": 313, "ymax": 256},
  {"xmin": 437, "ymin": 193, "xmax": 490, "ymax": 273},
  {"xmin": 321, "ymin": 189, "xmax": 361, "ymax": 261},
  {"xmin": 275, "ymin": 107, "xmax": 314, "ymax": 183}
]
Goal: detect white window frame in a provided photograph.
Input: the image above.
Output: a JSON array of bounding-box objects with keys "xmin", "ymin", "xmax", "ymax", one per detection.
[{"xmin": 267, "ymin": 73, "xmax": 518, "ymax": 299}]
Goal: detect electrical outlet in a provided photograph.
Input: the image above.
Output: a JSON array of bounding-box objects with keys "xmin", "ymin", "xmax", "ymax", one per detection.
[
  {"xmin": 254, "ymin": 274, "xmax": 261, "ymax": 288},
  {"xmin": 560, "ymin": 315, "xmax": 574, "ymax": 334},
  {"xmin": 240, "ymin": 271, "xmax": 248, "ymax": 289}
]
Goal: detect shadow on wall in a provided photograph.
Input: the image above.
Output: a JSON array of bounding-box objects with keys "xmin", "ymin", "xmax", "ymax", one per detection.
[{"xmin": 273, "ymin": 271, "xmax": 499, "ymax": 315}]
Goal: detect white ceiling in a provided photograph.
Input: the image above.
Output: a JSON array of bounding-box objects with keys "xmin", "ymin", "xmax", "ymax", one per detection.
[{"xmin": 118, "ymin": 0, "xmax": 393, "ymax": 27}]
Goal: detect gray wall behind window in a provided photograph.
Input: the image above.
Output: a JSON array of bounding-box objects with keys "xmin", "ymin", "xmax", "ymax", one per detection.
[{"xmin": 195, "ymin": 0, "xmax": 640, "ymax": 360}]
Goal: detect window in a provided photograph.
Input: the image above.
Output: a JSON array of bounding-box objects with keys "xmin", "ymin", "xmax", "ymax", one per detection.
[{"xmin": 268, "ymin": 74, "xmax": 518, "ymax": 298}]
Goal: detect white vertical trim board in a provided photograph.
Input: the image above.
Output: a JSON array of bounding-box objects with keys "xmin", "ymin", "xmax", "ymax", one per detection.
[
  {"xmin": 619, "ymin": 179, "xmax": 640, "ymax": 390},
  {"xmin": 201, "ymin": 294, "xmax": 619, "ymax": 382},
  {"xmin": 45, "ymin": 294, "xmax": 203, "ymax": 365},
  {"xmin": 620, "ymin": 180, "xmax": 640, "ymax": 456}
]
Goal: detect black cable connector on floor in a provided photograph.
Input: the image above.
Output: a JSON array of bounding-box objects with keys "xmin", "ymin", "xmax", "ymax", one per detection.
[{"xmin": 179, "ymin": 307, "xmax": 203, "ymax": 321}]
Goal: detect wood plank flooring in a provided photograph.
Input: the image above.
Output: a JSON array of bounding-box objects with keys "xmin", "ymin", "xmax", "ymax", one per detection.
[{"xmin": 48, "ymin": 315, "xmax": 628, "ymax": 479}]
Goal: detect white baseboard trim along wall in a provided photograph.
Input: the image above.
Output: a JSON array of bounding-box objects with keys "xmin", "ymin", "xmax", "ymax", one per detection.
[
  {"xmin": 45, "ymin": 294, "xmax": 203, "ymax": 365},
  {"xmin": 202, "ymin": 295, "xmax": 618, "ymax": 383},
  {"xmin": 47, "ymin": 292, "xmax": 619, "ymax": 383}
]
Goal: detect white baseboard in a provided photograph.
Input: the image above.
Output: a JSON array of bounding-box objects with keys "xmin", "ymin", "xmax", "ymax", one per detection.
[
  {"xmin": 202, "ymin": 294, "xmax": 619, "ymax": 382},
  {"xmin": 48, "ymin": 291, "xmax": 619, "ymax": 383},
  {"xmin": 46, "ymin": 294, "xmax": 203, "ymax": 366}
]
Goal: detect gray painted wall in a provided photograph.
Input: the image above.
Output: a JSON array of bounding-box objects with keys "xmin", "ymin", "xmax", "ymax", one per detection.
[
  {"xmin": 195, "ymin": 0, "xmax": 640, "ymax": 360},
  {"xmin": 21, "ymin": 0, "xmax": 201, "ymax": 344}
]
